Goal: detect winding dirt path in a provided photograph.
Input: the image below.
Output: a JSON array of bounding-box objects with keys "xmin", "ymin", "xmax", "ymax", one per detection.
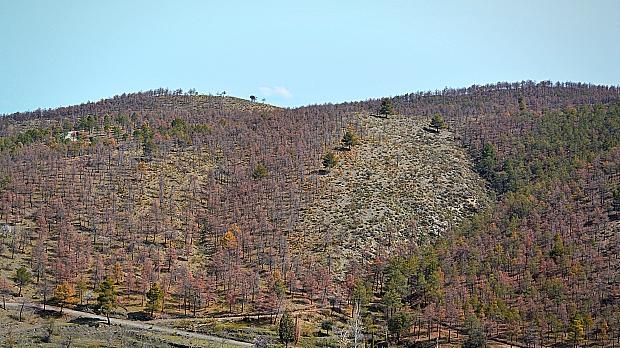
[
  {"xmin": 3, "ymin": 302, "xmax": 253, "ymax": 347},
  {"xmin": 150, "ymin": 304, "xmax": 329, "ymax": 324}
]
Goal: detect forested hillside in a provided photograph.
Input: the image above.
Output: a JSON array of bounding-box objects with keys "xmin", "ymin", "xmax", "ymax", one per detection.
[
  {"xmin": 348, "ymin": 102, "xmax": 620, "ymax": 347},
  {"xmin": 0, "ymin": 82, "xmax": 619, "ymax": 347}
]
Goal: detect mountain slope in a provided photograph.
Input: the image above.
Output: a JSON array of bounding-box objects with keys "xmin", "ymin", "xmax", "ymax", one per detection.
[
  {"xmin": 0, "ymin": 82, "xmax": 619, "ymax": 347},
  {"xmin": 295, "ymin": 113, "xmax": 489, "ymax": 268}
]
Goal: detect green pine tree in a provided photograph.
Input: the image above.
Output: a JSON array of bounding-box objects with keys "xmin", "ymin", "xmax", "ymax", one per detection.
[
  {"xmin": 278, "ymin": 311, "xmax": 296, "ymax": 348},
  {"xmin": 322, "ymin": 151, "xmax": 339, "ymax": 171},
  {"xmin": 387, "ymin": 311, "xmax": 412, "ymax": 343},
  {"xmin": 341, "ymin": 128, "xmax": 359, "ymax": 150},
  {"xmin": 96, "ymin": 277, "xmax": 117, "ymax": 325},
  {"xmin": 463, "ymin": 314, "xmax": 486, "ymax": 348},
  {"xmin": 146, "ymin": 283, "xmax": 164, "ymax": 317},
  {"xmin": 476, "ymin": 143, "xmax": 498, "ymax": 187},
  {"xmin": 252, "ymin": 163, "xmax": 269, "ymax": 179},
  {"xmin": 381, "ymin": 289, "xmax": 402, "ymax": 319},
  {"xmin": 612, "ymin": 185, "xmax": 620, "ymax": 212},
  {"xmin": 430, "ymin": 113, "xmax": 447, "ymax": 131},
  {"xmin": 379, "ymin": 98, "xmax": 394, "ymax": 117},
  {"xmin": 14, "ymin": 267, "xmax": 31, "ymax": 297}
]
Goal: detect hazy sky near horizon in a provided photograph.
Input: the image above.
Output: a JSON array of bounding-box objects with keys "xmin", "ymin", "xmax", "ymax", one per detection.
[{"xmin": 1, "ymin": 0, "xmax": 619, "ymax": 114}]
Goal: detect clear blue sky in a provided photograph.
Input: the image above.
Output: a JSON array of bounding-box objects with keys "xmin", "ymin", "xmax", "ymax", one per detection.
[{"xmin": 1, "ymin": 0, "xmax": 619, "ymax": 114}]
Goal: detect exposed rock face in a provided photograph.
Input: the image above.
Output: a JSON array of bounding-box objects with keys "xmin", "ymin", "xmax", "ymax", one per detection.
[{"xmin": 295, "ymin": 113, "xmax": 490, "ymax": 269}]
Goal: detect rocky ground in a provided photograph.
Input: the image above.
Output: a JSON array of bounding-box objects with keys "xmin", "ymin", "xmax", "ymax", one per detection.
[{"xmin": 294, "ymin": 113, "xmax": 490, "ymax": 269}]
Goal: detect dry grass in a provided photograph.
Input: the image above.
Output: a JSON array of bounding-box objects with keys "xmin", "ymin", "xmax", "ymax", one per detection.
[{"xmin": 295, "ymin": 113, "xmax": 490, "ymax": 272}]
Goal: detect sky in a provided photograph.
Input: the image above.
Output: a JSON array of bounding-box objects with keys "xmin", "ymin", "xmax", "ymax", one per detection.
[{"xmin": 1, "ymin": 0, "xmax": 619, "ymax": 114}]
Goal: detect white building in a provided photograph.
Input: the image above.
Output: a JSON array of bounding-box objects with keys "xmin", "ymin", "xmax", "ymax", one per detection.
[{"xmin": 64, "ymin": 131, "xmax": 79, "ymax": 142}]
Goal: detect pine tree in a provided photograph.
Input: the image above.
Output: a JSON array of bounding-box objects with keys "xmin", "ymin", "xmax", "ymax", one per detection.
[
  {"xmin": 387, "ymin": 311, "xmax": 412, "ymax": 343},
  {"xmin": 342, "ymin": 129, "xmax": 359, "ymax": 150},
  {"xmin": 14, "ymin": 266, "xmax": 31, "ymax": 297},
  {"xmin": 381, "ymin": 289, "xmax": 402, "ymax": 319},
  {"xmin": 146, "ymin": 282, "xmax": 164, "ymax": 317},
  {"xmin": 612, "ymin": 185, "xmax": 620, "ymax": 212},
  {"xmin": 96, "ymin": 277, "xmax": 117, "ymax": 325},
  {"xmin": 322, "ymin": 151, "xmax": 339, "ymax": 171},
  {"xmin": 321, "ymin": 319, "xmax": 333, "ymax": 335},
  {"xmin": 279, "ymin": 311, "xmax": 296, "ymax": 348},
  {"xmin": 463, "ymin": 327, "xmax": 486, "ymax": 348},
  {"xmin": 550, "ymin": 232, "xmax": 565, "ymax": 260},
  {"xmin": 463, "ymin": 314, "xmax": 486, "ymax": 348},
  {"xmin": 222, "ymin": 225, "xmax": 239, "ymax": 250},
  {"xmin": 600, "ymin": 320, "xmax": 609, "ymax": 342},
  {"xmin": 518, "ymin": 96, "xmax": 527, "ymax": 111},
  {"xmin": 252, "ymin": 163, "xmax": 269, "ymax": 179},
  {"xmin": 476, "ymin": 143, "xmax": 498, "ymax": 186},
  {"xmin": 379, "ymin": 98, "xmax": 394, "ymax": 117},
  {"xmin": 430, "ymin": 113, "xmax": 447, "ymax": 131},
  {"xmin": 76, "ymin": 277, "xmax": 87, "ymax": 305}
]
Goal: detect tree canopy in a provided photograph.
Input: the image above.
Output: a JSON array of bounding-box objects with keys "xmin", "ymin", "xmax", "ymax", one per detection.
[
  {"xmin": 387, "ymin": 311, "xmax": 412, "ymax": 343},
  {"xmin": 146, "ymin": 283, "xmax": 164, "ymax": 317},
  {"xmin": 53, "ymin": 282, "xmax": 76, "ymax": 314},
  {"xmin": 341, "ymin": 128, "xmax": 359, "ymax": 150},
  {"xmin": 96, "ymin": 277, "xmax": 117, "ymax": 324},
  {"xmin": 252, "ymin": 163, "xmax": 269, "ymax": 179},
  {"xmin": 379, "ymin": 98, "xmax": 394, "ymax": 117},
  {"xmin": 430, "ymin": 113, "xmax": 447, "ymax": 131},
  {"xmin": 278, "ymin": 311, "xmax": 296, "ymax": 347},
  {"xmin": 14, "ymin": 267, "xmax": 31, "ymax": 297},
  {"xmin": 322, "ymin": 151, "xmax": 339, "ymax": 171}
]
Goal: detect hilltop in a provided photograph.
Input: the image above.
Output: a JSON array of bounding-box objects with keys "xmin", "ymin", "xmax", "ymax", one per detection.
[{"xmin": 0, "ymin": 91, "xmax": 277, "ymax": 136}]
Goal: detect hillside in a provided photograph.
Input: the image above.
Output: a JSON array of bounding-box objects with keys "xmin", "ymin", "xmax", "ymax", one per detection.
[
  {"xmin": 0, "ymin": 91, "xmax": 277, "ymax": 134},
  {"xmin": 295, "ymin": 113, "xmax": 489, "ymax": 268},
  {"xmin": 0, "ymin": 82, "xmax": 619, "ymax": 347}
]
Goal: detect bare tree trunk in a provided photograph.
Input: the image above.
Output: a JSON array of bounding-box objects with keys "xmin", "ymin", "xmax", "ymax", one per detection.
[{"xmin": 19, "ymin": 300, "xmax": 25, "ymax": 322}]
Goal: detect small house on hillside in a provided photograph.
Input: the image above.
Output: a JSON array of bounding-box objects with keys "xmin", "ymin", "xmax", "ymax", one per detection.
[{"xmin": 64, "ymin": 130, "xmax": 79, "ymax": 142}]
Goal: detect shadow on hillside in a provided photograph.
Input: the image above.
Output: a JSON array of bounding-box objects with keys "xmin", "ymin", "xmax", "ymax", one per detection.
[
  {"xmin": 69, "ymin": 317, "xmax": 103, "ymax": 327},
  {"xmin": 310, "ymin": 169, "xmax": 330, "ymax": 176},
  {"xmin": 34, "ymin": 308, "xmax": 63, "ymax": 319},
  {"xmin": 370, "ymin": 114, "xmax": 389, "ymax": 119},
  {"xmin": 127, "ymin": 311, "xmax": 151, "ymax": 321}
]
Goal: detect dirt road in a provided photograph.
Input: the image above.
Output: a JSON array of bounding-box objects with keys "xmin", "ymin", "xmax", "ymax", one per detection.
[{"xmin": 3, "ymin": 302, "xmax": 253, "ymax": 347}]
